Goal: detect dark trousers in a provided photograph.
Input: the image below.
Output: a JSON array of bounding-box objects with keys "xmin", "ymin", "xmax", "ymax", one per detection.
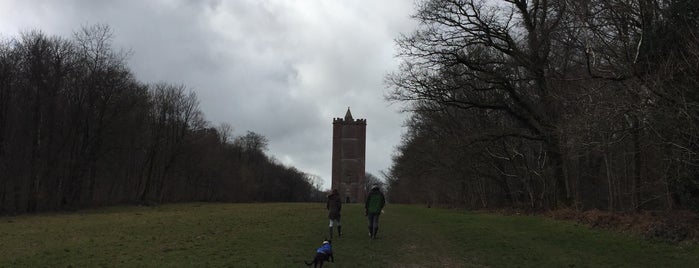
[{"xmin": 367, "ymin": 213, "xmax": 380, "ymax": 236}]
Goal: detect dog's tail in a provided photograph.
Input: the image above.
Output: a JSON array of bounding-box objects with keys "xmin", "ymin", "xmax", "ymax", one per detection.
[{"xmin": 304, "ymin": 260, "xmax": 313, "ymax": 266}]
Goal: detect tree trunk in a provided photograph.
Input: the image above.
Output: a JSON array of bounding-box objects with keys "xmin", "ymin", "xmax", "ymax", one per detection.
[{"xmin": 632, "ymin": 118, "xmax": 642, "ymax": 211}]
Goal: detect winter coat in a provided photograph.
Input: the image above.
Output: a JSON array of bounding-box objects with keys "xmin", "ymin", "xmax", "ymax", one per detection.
[
  {"xmin": 326, "ymin": 192, "xmax": 342, "ymax": 219},
  {"xmin": 316, "ymin": 243, "xmax": 332, "ymax": 254},
  {"xmin": 365, "ymin": 188, "xmax": 385, "ymax": 215}
]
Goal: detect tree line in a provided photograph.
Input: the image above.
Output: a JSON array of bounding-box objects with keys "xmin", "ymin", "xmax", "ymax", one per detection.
[
  {"xmin": 385, "ymin": 0, "xmax": 699, "ymax": 212},
  {"xmin": 0, "ymin": 25, "xmax": 323, "ymax": 214}
]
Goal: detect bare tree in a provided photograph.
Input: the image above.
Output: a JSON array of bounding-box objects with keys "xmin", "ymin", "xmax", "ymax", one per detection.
[
  {"xmin": 138, "ymin": 83, "xmax": 202, "ymax": 203},
  {"xmin": 386, "ymin": 0, "xmax": 699, "ymax": 212},
  {"xmin": 0, "ymin": 25, "xmax": 321, "ymax": 214},
  {"xmin": 388, "ymin": 0, "xmax": 574, "ymax": 207},
  {"xmin": 216, "ymin": 122, "xmax": 234, "ymax": 144},
  {"xmin": 235, "ymin": 131, "xmax": 269, "ymax": 153}
]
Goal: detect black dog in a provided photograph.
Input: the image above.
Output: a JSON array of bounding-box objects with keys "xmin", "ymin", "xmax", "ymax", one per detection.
[{"xmin": 304, "ymin": 239, "xmax": 333, "ymax": 267}]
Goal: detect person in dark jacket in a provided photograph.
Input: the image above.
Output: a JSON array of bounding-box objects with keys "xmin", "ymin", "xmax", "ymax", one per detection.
[
  {"xmin": 326, "ymin": 189, "xmax": 342, "ymax": 238},
  {"xmin": 365, "ymin": 185, "xmax": 385, "ymax": 239}
]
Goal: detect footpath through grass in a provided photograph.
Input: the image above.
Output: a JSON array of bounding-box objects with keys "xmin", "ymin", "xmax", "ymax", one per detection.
[{"xmin": 0, "ymin": 203, "xmax": 697, "ymax": 267}]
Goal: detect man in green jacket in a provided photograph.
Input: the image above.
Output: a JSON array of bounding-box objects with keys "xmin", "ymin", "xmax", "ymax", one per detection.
[{"xmin": 365, "ymin": 185, "xmax": 385, "ymax": 239}]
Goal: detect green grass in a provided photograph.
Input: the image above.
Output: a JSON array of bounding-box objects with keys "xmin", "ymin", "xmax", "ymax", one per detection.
[{"xmin": 0, "ymin": 203, "xmax": 697, "ymax": 267}]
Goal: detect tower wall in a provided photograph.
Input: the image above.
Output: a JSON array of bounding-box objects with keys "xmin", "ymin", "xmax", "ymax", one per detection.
[{"xmin": 331, "ymin": 113, "xmax": 366, "ymax": 203}]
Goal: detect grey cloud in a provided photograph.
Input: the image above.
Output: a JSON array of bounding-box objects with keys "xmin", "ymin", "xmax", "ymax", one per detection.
[{"xmin": 1, "ymin": 0, "xmax": 417, "ymax": 188}]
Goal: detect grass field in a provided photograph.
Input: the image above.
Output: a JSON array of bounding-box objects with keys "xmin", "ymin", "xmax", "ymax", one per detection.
[{"xmin": 0, "ymin": 203, "xmax": 698, "ymax": 267}]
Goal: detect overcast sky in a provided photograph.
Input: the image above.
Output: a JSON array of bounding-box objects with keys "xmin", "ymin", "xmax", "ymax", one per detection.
[{"xmin": 1, "ymin": 0, "xmax": 417, "ymax": 189}]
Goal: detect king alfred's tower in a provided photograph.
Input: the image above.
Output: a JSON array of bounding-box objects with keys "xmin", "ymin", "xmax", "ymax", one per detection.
[{"xmin": 332, "ymin": 107, "xmax": 366, "ymax": 203}]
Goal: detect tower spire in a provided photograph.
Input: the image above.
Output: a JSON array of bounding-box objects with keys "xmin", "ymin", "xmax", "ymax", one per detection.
[{"xmin": 344, "ymin": 106, "xmax": 353, "ymax": 121}]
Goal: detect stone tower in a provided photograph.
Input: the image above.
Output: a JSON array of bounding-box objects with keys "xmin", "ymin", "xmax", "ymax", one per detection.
[{"xmin": 332, "ymin": 107, "xmax": 366, "ymax": 203}]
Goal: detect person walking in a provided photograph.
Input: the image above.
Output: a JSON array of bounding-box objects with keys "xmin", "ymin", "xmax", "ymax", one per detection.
[
  {"xmin": 365, "ymin": 185, "xmax": 385, "ymax": 239},
  {"xmin": 326, "ymin": 189, "xmax": 342, "ymax": 239}
]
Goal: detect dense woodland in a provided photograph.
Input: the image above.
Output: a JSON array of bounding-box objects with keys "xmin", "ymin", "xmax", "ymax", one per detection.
[
  {"xmin": 0, "ymin": 25, "xmax": 323, "ymax": 214},
  {"xmin": 386, "ymin": 0, "xmax": 699, "ymax": 212}
]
